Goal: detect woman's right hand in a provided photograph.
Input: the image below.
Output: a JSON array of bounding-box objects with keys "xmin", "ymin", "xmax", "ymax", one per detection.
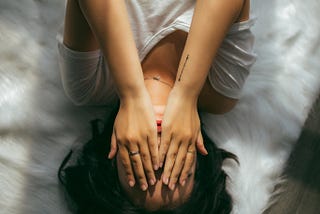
[{"xmin": 108, "ymin": 94, "xmax": 158, "ymax": 191}]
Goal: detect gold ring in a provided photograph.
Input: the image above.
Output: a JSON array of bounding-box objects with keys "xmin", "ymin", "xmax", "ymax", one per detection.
[{"xmin": 187, "ymin": 150, "xmax": 195, "ymax": 154}]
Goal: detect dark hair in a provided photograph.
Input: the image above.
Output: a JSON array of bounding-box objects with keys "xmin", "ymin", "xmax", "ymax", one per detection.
[{"xmin": 58, "ymin": 106, "xmax": 237, "ymax": 214}]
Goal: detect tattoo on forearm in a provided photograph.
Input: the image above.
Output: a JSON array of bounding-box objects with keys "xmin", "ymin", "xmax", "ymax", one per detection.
[{"xmin": 178, "ymin": 54, "xmax": 189, "ymax": 81}]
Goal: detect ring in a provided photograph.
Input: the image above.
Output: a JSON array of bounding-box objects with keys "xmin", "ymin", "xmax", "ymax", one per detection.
[
  {"xmin": 129, "ymin": 151, "xmax": 140, "ymax": 156},
  {"xmin": 187, "ymin": 150, "xmax": 195, "ymax": 154}
]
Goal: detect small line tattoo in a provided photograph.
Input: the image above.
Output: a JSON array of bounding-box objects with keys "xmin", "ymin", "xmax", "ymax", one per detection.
[{"xmin": 178, "ymin": 54, "xmax": 189, "ymax": 81}]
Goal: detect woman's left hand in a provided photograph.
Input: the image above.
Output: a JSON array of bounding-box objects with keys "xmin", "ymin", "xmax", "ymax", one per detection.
[{"xmin": 159, "ymin": 89, "xmax": 208, "ymax": 190}]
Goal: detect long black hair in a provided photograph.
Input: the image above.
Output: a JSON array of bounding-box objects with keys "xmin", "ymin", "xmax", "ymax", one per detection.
[{"xmin": 58, "ymin": 106, "xmax": 237, "ymax": 214}]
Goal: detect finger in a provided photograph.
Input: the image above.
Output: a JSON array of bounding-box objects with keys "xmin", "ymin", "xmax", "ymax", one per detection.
[
  {"xmin": 127, "ymin": 144, "xmax": 148, "ymax": 191},
  {"xmin": 196, "ymin": 131, "xmax": 208, "ymax": 155},
  {"xmin": 108, "ymin": 131, "xmax": 118, "ymax": 159},
  {"xmin": 118, "ymin": 146, "xmax": 135, "ymax": 188},
  {"xmin": 179, "ymin": 147, "xmax": 196, "ymax": 186},
  {"xmin": 139, "ymin": 144, "xmax": 156, "ymax": 186},
  {"xmin": 168, "ymin": 142, "xmax": 189, "ymax": 190},
  {"xmin": 159, "ymin": 126, "xmax": 172, "ymax": 168},
  {"xmin": 148, "ymin": 127, "xmax": 159, "ymax": 170},
  {"xmin": 161, "ymin": 138, "xmax": 180, "ymax": 186}
]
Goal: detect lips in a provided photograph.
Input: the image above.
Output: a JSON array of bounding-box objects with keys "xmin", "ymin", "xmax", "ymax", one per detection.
[{"xmin": 156, "ymin": 119, "xmax": 162, "ymax": 133}]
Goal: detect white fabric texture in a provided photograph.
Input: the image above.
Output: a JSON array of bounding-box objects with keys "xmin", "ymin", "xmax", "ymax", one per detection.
[
  {"xmin": 58, "ymin": 45, "xmax": 117, "ymax": 105},
  {"xmin": 58, "ymin": 0, "xmax": 256, "ymax": 105},
  {"xmin": 1, "ymin": 0, "xmax": 320, "ymax": 214}
]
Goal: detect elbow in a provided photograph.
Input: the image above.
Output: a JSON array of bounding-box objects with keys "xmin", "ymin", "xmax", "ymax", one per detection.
[{"xmin": 63, "ymin": 86, "xmax": 90, "ymax": 106}]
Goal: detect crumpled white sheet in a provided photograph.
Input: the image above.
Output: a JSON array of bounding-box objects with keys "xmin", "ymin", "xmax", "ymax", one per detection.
[{"xmin": 0, "ymin": 0, "xmax": 319, "ymax": 214}]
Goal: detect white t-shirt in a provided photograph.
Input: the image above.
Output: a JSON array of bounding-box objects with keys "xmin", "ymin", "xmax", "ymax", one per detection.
[{"xmin": 58, "ymin": 0, "xmax": 256, "ymax": 105}]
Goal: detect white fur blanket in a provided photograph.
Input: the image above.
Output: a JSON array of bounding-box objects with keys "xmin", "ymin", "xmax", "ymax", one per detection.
[{"xmin": 0, "ymin": 0, "xmax": 319, "ymax": 213}]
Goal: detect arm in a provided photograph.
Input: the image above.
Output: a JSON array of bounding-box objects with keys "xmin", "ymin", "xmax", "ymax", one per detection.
[
  {"xmin": 66, "ymin": 0, "xmax": 158, "ymax": 190},
  {"xmin": 175, "ymin": 0, "xmax": 245, "ymax": 97},
  {"xmin": 160, "ymin": 0, "xmax": 245, "ymax": 189},
  {"xmin": 76, "ymin": 0, "xmax": 146, "ymax": 99}
]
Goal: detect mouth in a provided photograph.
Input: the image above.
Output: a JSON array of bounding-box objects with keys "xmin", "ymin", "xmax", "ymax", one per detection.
[{"xmin": 156, "ymin": 119, "xmax": 162, "ymax": 133}]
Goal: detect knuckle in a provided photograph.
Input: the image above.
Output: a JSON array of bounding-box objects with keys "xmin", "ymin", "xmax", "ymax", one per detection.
[
  {"xmin": 140, "ymin": 153, "xmax": 149, "ymax": 161},
  {"xmin": 151, "ymin": 154, "xmax": 157, "ymax": 161},
  {"xmin": 123, "ymin": 163, "xmax": 131, "ymax": 170},
  {"xmin": 131, "ymin": 158, "xmax": 139, "ymax": 166},
  {"xmin": 169, "ymin": 152, "xmax": 177, "ymax": 160},
  {"xmin": 137, "ymin": 174, "xmax": 146, "ymax": 181},
  {"xmin": 127, "ymin": 135, "xmax": 138, "ymax": 143},
  {"xmin": 121, "ymin": 159, "xmax": 130, "ymax": 168},
  {"xmin": 180, "ymin": 170, "xmax": 188, "ymax": 179},
  {"xmin": 180, "ymin": 156, "xmax": 186, "ymax": 166},
  {"xmin": 117, "ymin": 139, "xmax": 126, "ymax": 146},
  {"xmin": 170, "ymin": 175, "xmax": 178, "ymax": 183},
  {"xmin": 125, "ymin": 170, "xmax": 133, "ymax": 177},
  {"xmin": 144, "ymin": 168, "xmax": 154, "ymax": 176},
  {"xmin": 187, "ymin": 158, "xmax": 195, "ymax": 167},
  {"xmin": 149, "ymin": 141, "xmax": 157, "ymax": 149},
  {"xmin": 184, "ymin": 132, "xmax": 193, "ymax": 141},
  {"xmin": 166, "ymin": 163, "xmax": 174, "ymax": 172}
]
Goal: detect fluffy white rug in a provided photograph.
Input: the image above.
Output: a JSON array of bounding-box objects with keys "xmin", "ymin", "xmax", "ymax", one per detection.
[{"xmin": 0, "ymin": 0, "xmax": 319, "ymax": 213}]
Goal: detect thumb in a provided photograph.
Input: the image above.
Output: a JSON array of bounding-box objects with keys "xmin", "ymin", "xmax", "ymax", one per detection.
[
  {"xmin": 108, "ymin": 131, "xmax": 118, "ymax": 159},
  {"xmin": 196, "ymin": 131, "xmax": 208, "ymax": 155}
]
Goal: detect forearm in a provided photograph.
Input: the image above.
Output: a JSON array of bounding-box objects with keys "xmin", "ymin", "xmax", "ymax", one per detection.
[
  {"xmin": 78, "ymin": 0, "xmax": 146, "ymax": 99},
  {"xmin": 174, "ymin": 0, "xmax": 244, "ymax": 100}
]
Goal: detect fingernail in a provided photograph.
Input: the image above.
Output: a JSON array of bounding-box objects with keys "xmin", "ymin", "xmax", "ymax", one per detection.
[
  {"xmin": 141, "ymin": 184, "xmax": 148, "ymax": 191},
  {"xmin": 181, "ymin": 180, "xmax": 186, "ymax": 186},
  {"xmin": 129, "ymin": 180, "xmax": 135, "ymax": 187},
  {"xmin": 107, "ymin": 153, "xmax": 111, "ymax": 159},
  {"xmin": 169, "ymin": 183, "xmax": 175, "ymax": 190},
  {"xmin": 163, "ymin": 177, "xmax": 169, "ymax": 185},
  {"xmin": 149, "ymin": 179, "xmax": 155, "ymax": 186},
  {"xmin": 160, "ymin": 162, "xmax": 163, "ymax": 168},
  {"xmin": 154, "ymin": 164, "xmax": 159, "ymax": 171}
]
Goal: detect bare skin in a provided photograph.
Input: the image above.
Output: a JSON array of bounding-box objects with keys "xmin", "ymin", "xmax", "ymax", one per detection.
[
  {"xmin": 117, "ymin": 1, "xmax": 250, "ymax": 206},
  {"xmin": 117, "ymin": 77, "xmax": 196, "ymax": 210},
  {"xmin": 140, "ymin": 1, "xmax": 250, "ymax": 190},
  {"xmin": 63, "ymin": 0, "xmax": 250, "ymax": 192}
]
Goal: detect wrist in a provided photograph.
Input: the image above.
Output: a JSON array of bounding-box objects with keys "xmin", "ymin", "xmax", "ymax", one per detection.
[
  {"xmin": 120, "ymin": 87, "xmax": 151, "ymax": 105},
  {"xmin": 169, "ymin": 87, "xmax": 199, "ymax": 106},
  {"xmin": 118, "ymin": 84, "xmax": 148, "ymax": 100},
  {"xmin": 171, "ymin": 84, "xmax": 199, "ymax": 101}
]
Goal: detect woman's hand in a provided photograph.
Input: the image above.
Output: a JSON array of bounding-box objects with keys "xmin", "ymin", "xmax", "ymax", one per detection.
[
  {"xmin": 159, "ymin": 89, "xmax": 208, "ymax": 190},
  {"xmin": 108, "ymin": 93, "xmax": 158, "ymax": 191}
]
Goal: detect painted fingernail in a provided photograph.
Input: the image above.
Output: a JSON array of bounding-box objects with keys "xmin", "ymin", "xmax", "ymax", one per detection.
[
  {"xmin": 129, "ymin": 180, "xmax": 135, "ymax": 187},
  {"xmin": 181, "ymin": 180, "xmax": 186, "ymax": 186},
  {"xmin": 141, "ymin": 184, "xmax": 148, "ymax": 191},
  {"xmin": 163, "ymin": 177, "xmax": 169, "ymax": 185},
  {"xmin": 169, "ymin": 183, "xmax": 175, "ymax": 190}
]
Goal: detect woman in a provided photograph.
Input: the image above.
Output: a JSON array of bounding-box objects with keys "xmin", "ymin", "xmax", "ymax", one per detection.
[{"xmin": 58, "ymin": 0, "xmax": 255, "ymax": 196}]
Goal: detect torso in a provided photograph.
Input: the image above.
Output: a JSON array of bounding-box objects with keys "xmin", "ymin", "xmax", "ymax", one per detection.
[{"xmin": 141, "ymin": 0, "xmax": 250, "ymax": 84}]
